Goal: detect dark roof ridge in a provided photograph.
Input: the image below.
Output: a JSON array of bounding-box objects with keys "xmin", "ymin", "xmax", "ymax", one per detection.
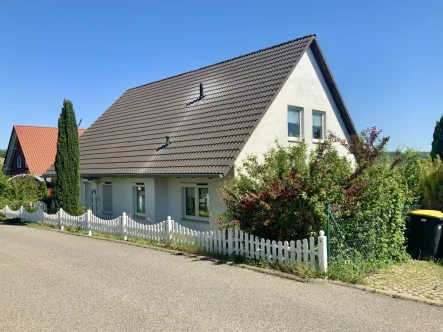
[{"xmin": 127, "ymin": 34, "xmax": 316, "ymax": 92}]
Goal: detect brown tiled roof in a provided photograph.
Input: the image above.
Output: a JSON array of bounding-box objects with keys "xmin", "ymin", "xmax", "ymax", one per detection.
[
  {"xmin": 13, "ymin": 125, "xmax": 86, "ymax": 175},
  {"xmin": 65, "ymin": 34, "xmax": 355, "ymax": 177}
]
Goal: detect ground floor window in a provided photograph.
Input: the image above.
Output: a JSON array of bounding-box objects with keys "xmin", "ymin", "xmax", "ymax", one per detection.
[
  {"xmin": 133, "ymin": 184, "xmax": 145, "ymax": 216},
  {"xmin": 102, "ymin": 183, "xmax": 113, "ymax": 214},
  {"xmin": 183, "ymin": 185, "xmax": 209, "ymax": 220}
]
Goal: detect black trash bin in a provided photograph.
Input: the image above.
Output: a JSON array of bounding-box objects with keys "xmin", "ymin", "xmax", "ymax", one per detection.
[{"xmin": 406, "ymin": 210, "xmax": 443, "ymax": 259}]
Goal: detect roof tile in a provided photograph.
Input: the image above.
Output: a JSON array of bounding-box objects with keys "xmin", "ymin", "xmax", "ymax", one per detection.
[
  {"xmin": 14, "ymin": 125, "xmax": 85, "ymax": 175},
  {"xmin": 74, "ymin": 35, "xmax": 315, "ymax": 177},
  {"xmin": 45, "ymin": 34, "xmax": 356, "ymax": 177}
]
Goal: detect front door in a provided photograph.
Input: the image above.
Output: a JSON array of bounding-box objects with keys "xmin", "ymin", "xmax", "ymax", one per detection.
[
  {"xmin": 85, "ymin": 182, "xmax": 98, "ymax": 214},
  {"xmin": 91, "ymin": 189, "xmax": 97, "ymax": 214}
]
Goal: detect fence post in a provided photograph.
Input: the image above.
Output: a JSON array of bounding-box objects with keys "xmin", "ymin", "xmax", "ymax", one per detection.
[
  {"xmin": 59, "ymin": 208, "xmax": 64, "ymax": 231},
  {"xmin": 227, "ymin": 229, "xmax": 233, "ymax": 255},
  {"xmin": 38, "ymin": 206, "xmax": 43, "ymax": 223},
  {"xmin": 166, "ymin": 216, "xmax": 173, "ymax": 243},
  {"xmin": 121, "ymin": 212, "xmax": 127, "ymax": 241},
  {"xmin": 326, "ymin": 203, "xmax": 330, "ymax": 264},
  {"xmin": 20, "ymin": 206, "xmax": 24, "ymax": 222},
  {"xmin": 87, "ymin": 209, "xmax": 92, "ymax": 236},
  {"xmin": 318, "ymin": 230, "xmax": 328, "ymax": 273}
]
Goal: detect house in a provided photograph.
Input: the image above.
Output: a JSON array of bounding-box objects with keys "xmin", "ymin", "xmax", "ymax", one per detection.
[
  {"xmin": 46, "ymin": 34, "xmax": 356, "ymax": 231},
  {"xmin": 3, "ymin": 126, "xmax": 86, "ymax": 183}
]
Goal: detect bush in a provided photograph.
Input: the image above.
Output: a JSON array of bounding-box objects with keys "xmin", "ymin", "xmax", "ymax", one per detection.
[
  {"xmin": 218, "ymin": 127, "xmax": 415, "ymax": 263},
  {"xmin": 418, "ymin": 155, "xmax": 443, "ymax": 210},
  {"xmin": 218, "ymin": 140, "xmax": 351, "ymax": 241},
  {"xmin": 399, "ymin": 149, "xmax": 423, "ymax": 208},
  {"xmin": 0, "ymin": 174, "xmax": 48, "ymax": 210},
  {"xmin": 334, "ymin": 159, "xmax": 411, "ymax": 262},
  {"xmin": 8, "ymin": 176, "xmax": 47, "ymax": 202}
]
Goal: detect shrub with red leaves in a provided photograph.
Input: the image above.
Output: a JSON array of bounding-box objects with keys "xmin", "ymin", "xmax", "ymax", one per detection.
[{"xmin": 218, "ymin": 127, "xmax": 417, "ymax": 260}]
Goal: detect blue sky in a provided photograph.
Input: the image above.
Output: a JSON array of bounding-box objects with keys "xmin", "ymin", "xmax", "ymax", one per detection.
[{"xmin": 0, "ymin": 0, "xmax": 442, "ymax": 151}]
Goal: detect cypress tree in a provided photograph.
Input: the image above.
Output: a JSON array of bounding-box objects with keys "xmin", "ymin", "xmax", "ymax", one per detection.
[
  {"xmin": 54, "ymin": 100, "xmax": 81, "ymax": 215},
  {"xmin": 431, "ymin": 115, "xmax": 443, "ymax": 161}
]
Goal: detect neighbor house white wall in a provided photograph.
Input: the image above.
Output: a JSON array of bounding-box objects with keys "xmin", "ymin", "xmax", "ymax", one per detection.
[{"xmin": 235, "ymin": 47, "xmax": 351, "ymax": 167}]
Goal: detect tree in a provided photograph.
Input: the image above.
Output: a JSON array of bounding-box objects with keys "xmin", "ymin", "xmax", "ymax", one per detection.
[
  {"xmin": 431, "ymin": 115, "xmax": 443, "ymax": 161},
  {"xmin": 54, "ymin": 100, "xmax": 81, "ymax": 215}
]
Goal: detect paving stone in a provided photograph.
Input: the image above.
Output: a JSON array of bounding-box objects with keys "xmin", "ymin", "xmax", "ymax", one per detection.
[{"xmin": 366, "ymin": 260, "xmax": 443, "ymax": 302}]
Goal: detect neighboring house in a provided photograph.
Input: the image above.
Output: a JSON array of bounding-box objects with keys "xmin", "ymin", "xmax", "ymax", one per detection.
[
  {"xmin": 3, "ymin": 126, "xmax": 86, "ymax": 182},
  {"xmin": 46, "ymin": 34, "xmax": 357, "ymax": 231}
]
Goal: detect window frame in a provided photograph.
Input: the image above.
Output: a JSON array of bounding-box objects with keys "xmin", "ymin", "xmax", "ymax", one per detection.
[
  {"xmin": 287, "ymin": 106, "xmax": 303, "ymax": 141},
  {"xmin": 182, "ymin": 184, "xmax": 209, "ymax": 221},
  {"xmin": 312, "ymin": 110, "xmax": 326, "ymax": 141},
  {"xmin": 102, "ymin": 182, "xmax": 113, "ymax": 215},
  {"xmin": 133, "ymin": 183, "xmax": 146, "ymax": 217},
  {"xmin": 16, "ymin": 156, "xmax": 22, "ymax": 169},
  {"xmin": 24, "ymin": 159, "xmax": 28, "ymax": 168}
]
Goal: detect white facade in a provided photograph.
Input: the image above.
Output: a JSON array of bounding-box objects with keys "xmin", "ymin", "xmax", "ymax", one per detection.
[
  {"xmin": 83, "ymin": 46, "xmax": 352, "ymax": 231},
  {"xmin": 235, "ymin": 48, "xmax": 351, "ymax": 167},
  {"xmin": 81, "ymin": 174, "xmax": 230, "ymax": 231}
]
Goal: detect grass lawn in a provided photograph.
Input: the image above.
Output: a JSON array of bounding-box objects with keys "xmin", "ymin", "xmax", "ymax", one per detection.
[{"xmin": 365, "ymin": 259, "xmax": 443, "ymax": 302}]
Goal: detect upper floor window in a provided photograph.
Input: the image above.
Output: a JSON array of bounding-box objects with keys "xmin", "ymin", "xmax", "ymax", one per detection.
[
  {"xmin": 288, "ymin": 107, "xmax": 302, "ymax": 138},
  {"xmin": 25, "ymin": 159, "xmax": 28, "ymax": 168},
  {"xmin": 312, "ymin": 111, "xmax": 325, "ymax": 140},
  {"xmin": 16, "ymin": 156, "xmax": 22, "ymax": 169}
]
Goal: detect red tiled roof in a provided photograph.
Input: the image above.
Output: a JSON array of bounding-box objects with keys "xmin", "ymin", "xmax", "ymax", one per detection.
[{"xmin": 14, "ymin": 125, "xmax": 86, "ymax": 175}]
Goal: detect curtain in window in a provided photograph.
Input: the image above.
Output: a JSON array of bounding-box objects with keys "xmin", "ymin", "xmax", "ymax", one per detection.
[
  {"xmin": 185, "ymin": 188, "xmax": 196, "ymax": 216},
  {"xmin": 313, "ymin": 113, "xmax": 322, "ymax": 127},
  {"xmin": 288, "ymin": 108, "xmax": 300, "ymax": 137},
  {"xmin": 136, "ymin": 187, "xmax": 145, "ymax": 214},
  {"xmin": 313, "ymin": 113, "xmax": 323, "ymax": 139},
  {"xmin": 288, "ymin": 109, "xmax": 300, "ymax": 124},
  {"xmin": 198, "ymin": 188, "xmax": 209, "ymax": 218}
]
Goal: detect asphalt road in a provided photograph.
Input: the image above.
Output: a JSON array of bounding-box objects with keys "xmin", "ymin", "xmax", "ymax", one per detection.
[{"xmin": 1, "ymin": 225, "xmax": 443, "ymax": 332}]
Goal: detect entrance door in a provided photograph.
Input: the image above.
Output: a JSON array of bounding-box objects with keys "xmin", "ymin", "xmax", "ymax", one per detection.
[
  {"xmin": 91, "ymin": 189, "xmax": 97, "ymax": 214},
  {"xmin": 85, "ymin": 182, "xmax": 98, "ymax": 214}
]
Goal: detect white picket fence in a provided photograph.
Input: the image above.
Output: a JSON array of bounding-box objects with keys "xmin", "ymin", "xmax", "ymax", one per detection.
[
  {"xmin": 34, "ymin": 201, "xmax": 48, "ymax": 213},
  {"xmin": 1, "ymin": 205, "xmax": 328, "ymax": 272}
]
